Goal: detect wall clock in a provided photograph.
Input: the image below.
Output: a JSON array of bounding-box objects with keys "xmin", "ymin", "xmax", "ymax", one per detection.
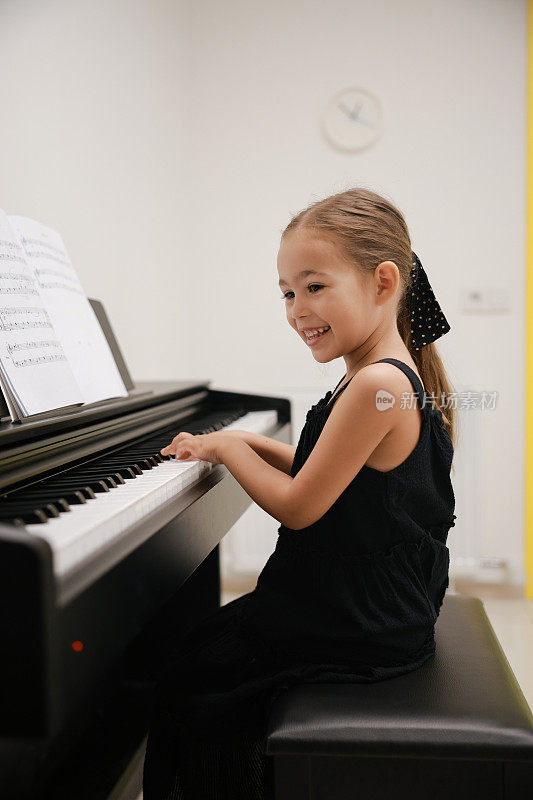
[{"xmin": 321, "ymin": 87, "xmax": 383, "ymax": 152}]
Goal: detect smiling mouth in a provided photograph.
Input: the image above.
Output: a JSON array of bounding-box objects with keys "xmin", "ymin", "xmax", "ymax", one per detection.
[{"xmin": 303, "ymin": 326, "xmax": 331, "ymax": 344}]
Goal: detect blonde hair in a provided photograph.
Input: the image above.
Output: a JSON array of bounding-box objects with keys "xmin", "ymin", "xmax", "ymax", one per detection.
[{"xmin": 282, "ymin": 187, "xmax": 457, "ymax": 458}]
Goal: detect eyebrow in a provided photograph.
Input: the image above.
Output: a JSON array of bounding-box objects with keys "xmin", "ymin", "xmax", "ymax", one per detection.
[{"xmin": 278, "ymin": 269, "xmax": 329, "ymax": 287}]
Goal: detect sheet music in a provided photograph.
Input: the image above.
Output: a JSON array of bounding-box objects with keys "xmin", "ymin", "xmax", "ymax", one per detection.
[
  {"xmin": 9, "ymin": 216, "xmax": 128, "ymax": 405},
  {"xmin": 0, "ymin": 210, "xmax": 83, "ymax": 418}
]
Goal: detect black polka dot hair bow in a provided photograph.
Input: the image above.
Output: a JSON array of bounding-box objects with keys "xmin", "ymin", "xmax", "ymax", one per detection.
[{"xmin": 410, "ymin": 251, "xmax": 451, "ymax": 350}]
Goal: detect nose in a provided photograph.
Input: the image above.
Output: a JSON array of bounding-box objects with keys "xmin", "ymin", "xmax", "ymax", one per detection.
[{"xmin": 291, "ymin": 292, "xmax": 310, "ymax": 321}]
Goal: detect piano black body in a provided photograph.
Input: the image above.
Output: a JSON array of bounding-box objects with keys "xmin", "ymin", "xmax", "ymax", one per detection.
[{"xmin": 0, "ymin": 305, "xmax": 292, "ymax": 799}]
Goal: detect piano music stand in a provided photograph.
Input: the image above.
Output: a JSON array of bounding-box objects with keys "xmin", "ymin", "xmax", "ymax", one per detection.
[{"xmin": 88, "ymin": 298, "xmax": 135, "ymax": 392}]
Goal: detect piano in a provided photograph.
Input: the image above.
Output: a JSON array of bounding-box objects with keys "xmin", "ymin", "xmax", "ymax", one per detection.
[{"xmin": 0, "ymin": 301, "xmax": 291, "ymax": 799}]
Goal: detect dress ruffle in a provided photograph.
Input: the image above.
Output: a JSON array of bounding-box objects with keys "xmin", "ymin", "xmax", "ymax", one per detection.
[{"xmin": 237, "ymin": 531, "xmax": 447, "ymax": 670}]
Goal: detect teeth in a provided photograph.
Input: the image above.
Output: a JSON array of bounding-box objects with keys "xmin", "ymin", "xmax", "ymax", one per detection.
[{"xmin": 305, "ymin": 326, "xmax": 330, "ymax": 338}]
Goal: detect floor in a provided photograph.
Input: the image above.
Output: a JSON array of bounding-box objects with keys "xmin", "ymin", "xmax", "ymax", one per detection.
[
  {"xmin": 447, "ymin": 578, "xmax": 533, "ymax": 709},
  {"xmin": 134, "ymin": 575, "xmax": 533, "ymax": 799}
]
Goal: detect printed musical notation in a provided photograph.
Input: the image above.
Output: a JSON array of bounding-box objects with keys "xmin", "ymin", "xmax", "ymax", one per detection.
[
  {"xmin": 34, "ymin": 267, "xmax": 84, "ymax": 294},
  {"xmin": 10, "ymin": 215, "xmax": 128, "ymax": 406},
  {"xmin": 0, "ymin": 209, "xmax": 82, "ymax": 418},
  {"xmin": 7, "ymin": 339, "xmax": 67, "ymax": 368},
  {"xmin": 0, "ymin": 271, "xmax": 39, "ymax": 296},
  {"xmin": 0, "ymin": 210, "xmax": 129, "ymax": 419},
  {"xmin": 0, "ymin": 306, "xmax": 52, "ymax": 332}
]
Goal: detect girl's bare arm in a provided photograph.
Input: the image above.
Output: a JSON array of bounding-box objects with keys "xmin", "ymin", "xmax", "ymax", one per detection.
[{"xmin": 222, "ymin": 430, "xmax": 296, "ymax": 475}]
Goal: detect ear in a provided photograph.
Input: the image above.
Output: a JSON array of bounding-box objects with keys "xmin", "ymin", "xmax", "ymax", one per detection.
[{"xmin": 374, "ymin": 261, "xmax": 400, "ymax": 305}]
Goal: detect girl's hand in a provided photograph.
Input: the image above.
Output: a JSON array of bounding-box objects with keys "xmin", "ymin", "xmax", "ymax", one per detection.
[{"xmin": 160, "ymin": 431, "xmax": 233, "ymax": 465}]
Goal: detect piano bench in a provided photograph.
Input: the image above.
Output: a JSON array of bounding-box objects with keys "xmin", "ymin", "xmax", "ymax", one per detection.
[{"xmin": 264, "ymin": 594, "xmax": 533, "ymax": 800}]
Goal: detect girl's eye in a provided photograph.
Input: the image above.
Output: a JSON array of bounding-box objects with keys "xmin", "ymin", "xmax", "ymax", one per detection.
[{"xmin": 280, "ymin": 284, "xmax": 323, "ymax": 300}]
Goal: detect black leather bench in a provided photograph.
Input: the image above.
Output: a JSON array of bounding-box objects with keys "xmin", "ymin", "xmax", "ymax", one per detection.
[{"xmin": 264, "ymin": 594, "xmax": 533, "ymax": 800}]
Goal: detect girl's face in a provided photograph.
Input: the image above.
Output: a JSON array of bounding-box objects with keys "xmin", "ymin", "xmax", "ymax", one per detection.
[{"xmin": 278, "ymin": 229, "xmax": 394, "ymax": 364}]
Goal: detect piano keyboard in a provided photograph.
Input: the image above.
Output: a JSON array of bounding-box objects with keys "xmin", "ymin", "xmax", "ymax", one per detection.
[{"xmin": 3, "ymin": 409, "xmax": 278, "ymax": 577}]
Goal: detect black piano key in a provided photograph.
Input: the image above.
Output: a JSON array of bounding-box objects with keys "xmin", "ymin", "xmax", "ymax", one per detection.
[
  {"xmin": 112, "ymin": 446, "xmax": 159, "ymax": 457},
  {"xmin": 105, "ymin": 454, "xmax": 165, "ymax": 467},
  {"xmin": 92, "ymin": 465, "xmax": 140, "ymax": 479},
  {"xmin": 137, "ymin": 451, "xmax": 162, "ymax": 462},
  {"xmin": 128, "ymin": 450, "xmax": 167, "ymax": 461},
  {"xmin": 67, "ymin": 468, "xmax": 121, "ymax": 478},
  {"xmin": 121, "ymin": 458, "xmax": 154, "ymax": 469},
  {"xmin": 0, "ymin": 501, "xmax": 60, "ymax": 519},
  {"xmin": 48, "ymin": 497, "xmax": 70, "ymax": 512},
  {"xmin": 81, "ymin": 481, "xmax": 110, "ymax": 494},
  {"xmin": 65, "ymin": 473, "xmax": 118, "ymax": 489},
  {"xmin": 0, "ymin": 506, "xmax": 49, "ymax": 524},
  {"xmin": 78, "ymin": 459, "xmax": 152, "ymax": 474},
  {"xmin": 43, "ymin": 503, "xmax": 61, "ymax": 518},
  {"xmin": 0, "ymin": 508, "xmax": 27, "ymax": 526},
  {"xmin": 61, "ymin": 490, "xmax": 88, "ymax": 504},
  {"xmin": 19, "ymin": 488, "xmax": 85, "ymax": 506},
  {"xmin": 24, "ymin": 510, "xmax": 49, "ymax": 523},
  {"xmin": 41, "ymin": 482, "xmax": 97, "ymax": 499},
  {"xmin": 109, "ymin": 472, "xmax": 125, "ymax": 483},
  {"xmin": 92, "ymin": 460, "xmax": 143, "ymax": 475},
  {"xmin": 52, "ymin": 478, "xmax": 110, "ymax": 493}
]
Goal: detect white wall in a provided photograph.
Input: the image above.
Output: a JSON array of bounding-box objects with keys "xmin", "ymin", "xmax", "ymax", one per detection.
[{"xmin": 0, "ymin": 0, "xmax": 526, "ymax": 582}]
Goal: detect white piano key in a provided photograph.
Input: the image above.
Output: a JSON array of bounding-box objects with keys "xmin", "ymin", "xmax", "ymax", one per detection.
[{"xmin": 24, "ymin": 410, "xmax": 278, "ymax": 576}]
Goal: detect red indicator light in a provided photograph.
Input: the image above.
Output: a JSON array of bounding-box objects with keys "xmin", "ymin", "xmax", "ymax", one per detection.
[{"xmin": 71, "ymin": 640, "xmax": 84, "ymax": 652}]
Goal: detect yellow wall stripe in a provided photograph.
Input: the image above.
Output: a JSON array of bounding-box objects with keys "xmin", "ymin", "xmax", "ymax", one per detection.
[{"xmin": 527, "ymin": 0, "xmax": 533, "ymax": 598}]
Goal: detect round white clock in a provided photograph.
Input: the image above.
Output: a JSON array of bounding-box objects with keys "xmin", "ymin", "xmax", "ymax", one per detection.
[{"xmin": 321, "ymin": 87, "xmax": 383, "ymax": 152}]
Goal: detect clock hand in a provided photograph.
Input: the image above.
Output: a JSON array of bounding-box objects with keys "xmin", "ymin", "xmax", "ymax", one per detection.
[
  {"xmin": 338, "ymin": 101, "xmax": 355, "ymax": 118},
  {"xmin": 349, "ymin": 100, "xmax": 364, "ymax": 120},
  {"xmin": 354, "ymin": 116, "xmax": 375, "ymax": 129}
]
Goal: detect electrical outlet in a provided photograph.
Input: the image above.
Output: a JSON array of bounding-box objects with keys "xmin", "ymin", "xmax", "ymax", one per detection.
[{"xmin": 461, "ymin": 288, "xmax": 509, "ymax": 314}]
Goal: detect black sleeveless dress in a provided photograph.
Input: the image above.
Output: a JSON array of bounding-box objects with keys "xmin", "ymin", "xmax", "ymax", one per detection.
[{"xmin": 142, "ymin": 358, "xmax": 456, "ymax": 800}]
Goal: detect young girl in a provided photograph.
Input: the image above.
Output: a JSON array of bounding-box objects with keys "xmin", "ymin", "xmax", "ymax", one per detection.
[{"xmin": 142, "ymin": 187, "xmax": 457, "ymax": 800}]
